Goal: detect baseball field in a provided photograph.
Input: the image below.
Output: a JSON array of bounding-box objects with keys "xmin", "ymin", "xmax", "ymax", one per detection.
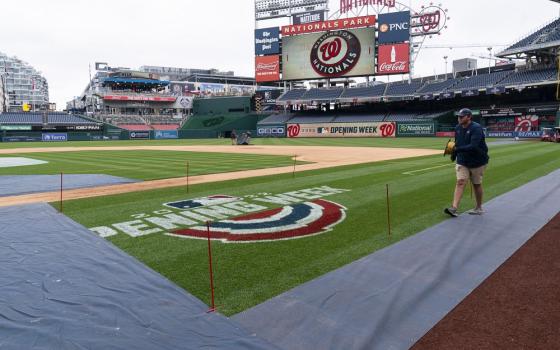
[{"xmin": 2, "ymin": 138, "xmax": 559, "ymax": 316}]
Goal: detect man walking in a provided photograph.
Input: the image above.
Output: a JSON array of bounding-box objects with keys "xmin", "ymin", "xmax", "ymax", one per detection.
[{"xmin": 444, "ymin": 108, "xmax": 489, "ymax": 217}]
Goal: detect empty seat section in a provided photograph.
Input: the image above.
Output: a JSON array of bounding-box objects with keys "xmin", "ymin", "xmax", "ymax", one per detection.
[
  {"xmin": 277, "ymin": 89, "xmax": 306, "ymax": 101},
  {"xmin": 340, "ymin": 85, "xmax": 386, "ymax": 99}
]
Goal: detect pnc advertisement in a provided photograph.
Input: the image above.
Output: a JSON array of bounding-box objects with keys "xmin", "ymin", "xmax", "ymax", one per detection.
[
  {"xmin": 282, "ymin": 27, "xmax": 376, "ymax": 80},
  {"xmin": 378, "ymin": 11, "xmax": 410, "ymax": 44}
]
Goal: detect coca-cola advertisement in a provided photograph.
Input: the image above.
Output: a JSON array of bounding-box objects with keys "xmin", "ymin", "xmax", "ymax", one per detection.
[{"xmin": 377, "ymin": 43, "xmax": 410, "ymax": 75}]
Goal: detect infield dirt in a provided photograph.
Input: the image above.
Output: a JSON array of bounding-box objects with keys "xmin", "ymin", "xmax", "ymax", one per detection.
[{"xmin": 0, "ymin": 145, "xmax": 439, "ymax": 206}]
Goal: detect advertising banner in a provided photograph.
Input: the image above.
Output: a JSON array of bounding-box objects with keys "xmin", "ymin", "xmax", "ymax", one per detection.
[
  {"xmin": 486, "ymin": 86, "xmax": 506, "ymax": 95},
  {"xmin": 397, "ymin": 123, "xmax": 435, "ymax": 136},
  {"xmin": 103, "ymin": 95, "xmax": 176, "ymax": 102},
  {"xmin": 516, "ymin": 131, "xmax": 542, "ymax": 138},
  {"xmin": 42, "ymin": 133, "xmax": 68, "ymax": 142},
  {"xmin": 2, "ymin": 136, "xmax": 42, "ymax": 142},
  {"xmin": 514, "ymin": 115, "xmax": 539, "ymax": 131},
  {"xmin": 255, "ymin": 27, "xmax": 281, "ymax": 55},
  {"xmin": 255, "ymin": 55, "xmax": 280, "ymax": 82},
  {"xmin": 255, "ymin": 90, "xmax": 283, "ymax": 105},
  {"xmin": 378, "ymin": 11, "xmax": 411, "ymax": 44},
  {"xmin": 257, "ymin": 125, "xmax": 286, "ymax": 137},
  {"xmin": 377, "ymin": 43, "xmax": 410, "ymax": 75},
  {"xmin": 154, "ymin": 130, "xmax": 178, "ymax": 139},
  {"xmin": 292, "ymin": 11, "xmax": 325, "ymax": 25},
  {"xmin": 34, "ymin": 125, "xmax": 102, "ymax": 132},
  {"xmin": 173, "ymin": 96, "xmax": 194, "ymax": 109},
  {"xmin": 198, "ymin": 83, "xmax": 226, "ymax": 94},
  {"xmin": 461, "ymin": 89, "xmax": 479, "ymax": 97},
  {"xmin": 286, "ymin": 122, "xmax": 396, "ymax": 138},
  {"xmin": 228, "ymin": 85, "xmax": 256, "ymax": 95},
  {"xmin": 0, "ymin": 125, "xmax": 32, "ymax": 131},
  {"xmin": 282, "ymin": 27, "xmax": 376, "ymax": 80},
  {"xmin": 282, "ymin": 15, "xmax": 376, "ymax": 36},
  {"xmin": 487, "ymin": 131, "xmax": 514, "ymax": 138},
  {"xmin": 481, "ymin": 108, "xmax": 524, "ymax": 117},
  {"xmin": 419, "ymin": 93, "xmax": 434, "ymax": 101},
  {"xmin": 439, "ymin": 91, "xmax": 455, "ymax": 99},
  {"xmin": 170, "ymin": 82, "xmax": 196, "ymax": 96},
  {"xmin": 129, "ymin": 131, "xmax": 150, "ymax": 139}
]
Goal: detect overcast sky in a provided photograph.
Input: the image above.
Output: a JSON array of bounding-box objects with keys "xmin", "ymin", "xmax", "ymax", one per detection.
[{"xmin": 0, "ymin": 0, "xmax": 558, "ymax": 109}]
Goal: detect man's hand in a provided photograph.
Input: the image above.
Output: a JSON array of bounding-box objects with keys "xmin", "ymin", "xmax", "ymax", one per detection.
[{"xmin": 450, "ymin": 147, "xmax": 457, "ymax": 162}]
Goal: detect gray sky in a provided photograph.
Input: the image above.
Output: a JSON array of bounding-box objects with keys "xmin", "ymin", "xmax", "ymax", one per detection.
[{"xmin": 0, "ymin": 0, "xmax": 558, "ymax": 109}]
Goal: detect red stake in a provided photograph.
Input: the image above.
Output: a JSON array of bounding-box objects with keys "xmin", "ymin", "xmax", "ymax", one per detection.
[
  {"xmin": 206, "ymin": 221, "xmax": 216, "ymax": 313},
  {"xmin": 59, "ymin": 172, "xmax": 63, "ymax": 213},
  {"xmin": 386, "ymin": 184, "xmax": 391, "ymax": 237},
  {"xmin": 292, "ymin": 154, "xmax": 297, "ymax": 178}
]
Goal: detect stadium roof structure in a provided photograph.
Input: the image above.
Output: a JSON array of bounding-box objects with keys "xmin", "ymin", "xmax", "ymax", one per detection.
[{"xmin": 498, "ymin": 17, "xmax": 560, "ymax": 57}]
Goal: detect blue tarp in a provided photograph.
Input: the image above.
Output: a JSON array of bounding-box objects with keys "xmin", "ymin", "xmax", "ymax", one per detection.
[
  {"xmin": 234, "ymin": 169, "xmax": 560, "ymax": 350},
  {"xmin": 0, "ymin": 203, "xmax": 276, "ymax": 350},
  {"xmin": 0, "ymin": 174, "xmax": 138, "ymax": 197}
]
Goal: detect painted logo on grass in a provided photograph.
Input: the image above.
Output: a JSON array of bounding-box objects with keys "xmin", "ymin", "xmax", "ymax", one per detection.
[
  {"xmin": 169, "ymin": 199, "xmax": 346, "ymax": 243},
  {"xmin": 165, "ymin": 195, "xmax": 240, "ymax": 210},
  {"xmin": 90, "ymin": 186, "xmax": 350, "ymax": 243}
]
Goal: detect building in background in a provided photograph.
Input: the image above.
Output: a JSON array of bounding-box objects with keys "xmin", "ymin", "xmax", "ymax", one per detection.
[
  {"xmin": 0, "ymin": 52, "xmax": 49, "ymax": 112},
  {"xmin": 0, "ymin": 72, "xmax": 7, "ymax": 113},
  {"xmin": 70, "ymin": 63, "xmax": 275, "ymax": 131}
]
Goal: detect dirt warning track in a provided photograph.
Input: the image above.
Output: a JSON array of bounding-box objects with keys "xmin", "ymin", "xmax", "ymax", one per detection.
[{"xmin": 0, "ymin": 145, "xmax": 439, "ymax": 207}]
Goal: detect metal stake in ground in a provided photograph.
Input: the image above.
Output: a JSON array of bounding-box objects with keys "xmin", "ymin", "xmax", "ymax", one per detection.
[
  {"xmin": 59, "ymin": 172, "xmax": 63, "ymax": 213},
  {"xmin": 386, "ymin": 184, "xmax": 391, "ymax": 237},
  {"xmin": 206, "ymin": 221, "xmax": 216, "ymax": 313}
]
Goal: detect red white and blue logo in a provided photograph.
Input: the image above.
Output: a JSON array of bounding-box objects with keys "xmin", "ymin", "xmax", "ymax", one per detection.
[{"xmin": 168, "ymin": 199, "xmax": 346, "ymax": 243}]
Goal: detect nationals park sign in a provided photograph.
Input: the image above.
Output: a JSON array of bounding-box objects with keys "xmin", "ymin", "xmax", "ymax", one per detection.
[
  {"xmin": 287, "ymin": 122, "xmax": 396, "ymax": 138},
  {"xmin": 89, "ymin": 186, "xmax": 350, "ymax": 243}
]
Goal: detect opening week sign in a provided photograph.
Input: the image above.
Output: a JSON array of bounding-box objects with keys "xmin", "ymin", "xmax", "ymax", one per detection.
[{"xmin": 287, "ymin": 122, "xmax": 396, "ymax": 138}]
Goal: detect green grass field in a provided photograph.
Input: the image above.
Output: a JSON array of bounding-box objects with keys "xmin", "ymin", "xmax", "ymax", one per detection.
[
  {"xmin": 0, "ymin": 150, "xmax": 304, "ymax": 180},
  {"xmin": 58, "ymin": 139, "xmax": 560, "ymax": 316},
  {"xmin": 0, "ymin": 137, "xmax": 484, "ymax": 150}
]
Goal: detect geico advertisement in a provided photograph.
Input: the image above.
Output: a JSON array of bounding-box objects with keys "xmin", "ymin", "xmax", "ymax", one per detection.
[
  {"xmin": 287, "ymin": 122, "xmax": 396, "ymax": 138},
  {"xmin": 282, "ymin": 28, "xmax": 375, "ymax": 80}
]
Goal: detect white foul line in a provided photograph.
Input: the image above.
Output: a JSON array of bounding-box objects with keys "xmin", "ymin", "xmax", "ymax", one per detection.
[{"xmin": 403, "ymin": 163, "xmax": 453, "ymax": 175}]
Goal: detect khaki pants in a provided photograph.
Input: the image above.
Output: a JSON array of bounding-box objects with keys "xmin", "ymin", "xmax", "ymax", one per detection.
[{"xmin": 456, "ymin": 164, "xmax": 487, "ymax": 185}]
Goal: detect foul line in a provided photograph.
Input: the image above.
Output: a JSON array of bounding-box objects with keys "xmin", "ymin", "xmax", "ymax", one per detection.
[{"xmin": 403, "ymin": 163, "xmax": 453, "ymax": 175}]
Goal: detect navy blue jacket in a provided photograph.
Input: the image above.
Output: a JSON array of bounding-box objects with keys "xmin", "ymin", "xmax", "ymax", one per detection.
[{"xmin": 455, "ymin": 121, "xmax": 489, "ymax": 168}]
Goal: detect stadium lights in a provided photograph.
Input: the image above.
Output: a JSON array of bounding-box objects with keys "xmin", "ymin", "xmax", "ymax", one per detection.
[{"xmin": 255, "ymin": 0, "xmax": 328, "ymax": 20}]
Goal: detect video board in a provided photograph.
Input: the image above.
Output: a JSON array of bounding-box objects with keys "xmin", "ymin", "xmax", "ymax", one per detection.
[{"xmin": 281, "ymin": 27, "xmax": 376, "ymax": 80}]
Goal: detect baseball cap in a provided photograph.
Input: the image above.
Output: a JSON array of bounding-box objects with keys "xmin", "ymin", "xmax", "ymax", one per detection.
[{"xmin": 456, "ymin": 108, "xmax": 473, "ymax": 117}]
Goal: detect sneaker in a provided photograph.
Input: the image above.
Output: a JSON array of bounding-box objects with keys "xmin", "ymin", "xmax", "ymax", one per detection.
[
  {"xmin": 444, "ymin": 207, "xmax": 459, "ymax": 217},
  {"xmin": 468, "ymin": 208, "xmax": 484, "ymax": 215}
]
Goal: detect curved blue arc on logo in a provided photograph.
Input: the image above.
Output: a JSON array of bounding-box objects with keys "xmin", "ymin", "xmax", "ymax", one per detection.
[{"xmin": 210, "ymin": 203, "xmax": 313, "ymax": 230}]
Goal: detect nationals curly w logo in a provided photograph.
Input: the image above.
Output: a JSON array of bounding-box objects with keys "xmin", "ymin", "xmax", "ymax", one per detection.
[
  {"xmin": 288, "ymin": 124, "xmax": 301, "ymax": 138},
  {"xmin": 310, "ymin": 30, "xmax": 361, "ymax": 77}
]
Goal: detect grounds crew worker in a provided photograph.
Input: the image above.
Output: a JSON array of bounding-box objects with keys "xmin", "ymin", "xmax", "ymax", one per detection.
[{"xmin": 444, "ymin": 108, "xmax": 489, "ymax": 217}]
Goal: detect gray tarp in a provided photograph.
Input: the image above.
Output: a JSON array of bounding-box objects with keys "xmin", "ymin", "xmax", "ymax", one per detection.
[
  {"xmin": 0, "ymin": 203, "xmax": 276, "ymax": 350},
  {"xmin": 0, "ymin": 174, "xmax": 137, "ymax": 197},
  {"xmin": 233, "ymin": 169, "xmax": 560, "ymax": 350}
]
